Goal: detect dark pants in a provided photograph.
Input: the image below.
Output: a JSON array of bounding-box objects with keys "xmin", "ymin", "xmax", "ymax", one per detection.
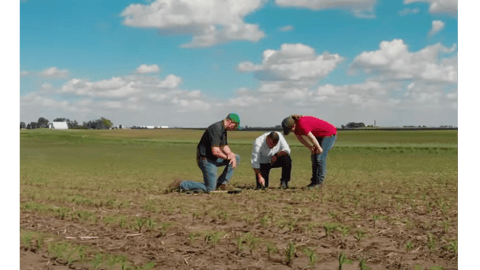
[{"xmin": 255, "ymin": 154, "xmax": 292, "ymax": 188}]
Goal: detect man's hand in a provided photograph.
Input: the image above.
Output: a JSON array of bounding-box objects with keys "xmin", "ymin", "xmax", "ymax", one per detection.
[
  {"xmin": 228, "ymin": 152, "xmax": 237, "ymax": 168},
  {"xmin": 311, "ymin": 146, "xmax": 323, "ymax": 155},
  {"xmin": 258, "ymin": 175, "xmax": 265, "ymax": 187}
]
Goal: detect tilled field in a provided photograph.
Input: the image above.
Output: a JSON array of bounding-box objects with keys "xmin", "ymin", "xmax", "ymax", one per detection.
[{"xmin": 20, "ymin": 184, "xmax": 458, "ymax": 270}]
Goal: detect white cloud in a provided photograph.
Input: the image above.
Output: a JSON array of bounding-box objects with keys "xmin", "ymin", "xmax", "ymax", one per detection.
[
  {"xmin": 275, "ymin": 0, "xmax": 377, "ymax": 18},
  {"xmin": 121, "ymin": 0, "xmax": 266, "ymax": 47},
  {"xmin": 398, "ymin": 7, "xmax": 420, "ymax": 15},
  {"xmin": 279, "ymin": 25, "xmax": 294, "ymax": 32},
  {"xmin": 20, "ymin": 71, "xmax": 30, "ymax": 77},
  {"xmin": 39, "ymin": 67, "xmax": 70, "ymax": 79},
  {"xmin": 238, "ymin": 43, "xmax": 344, "ymax": 84},
  {"xmin": 428, "ymin": 20, "xmax": 445, "ymax": 36},
  {"xmin": 350, "ymin": 39, "xmax": 457, "ymax": 83},
  {"xmin": 404, "ymin": 0, "xmax": 457, "ymax": 15},
  {"xmin": 136, "ymin": 64, "xmax": 160, "ymax": 74}
]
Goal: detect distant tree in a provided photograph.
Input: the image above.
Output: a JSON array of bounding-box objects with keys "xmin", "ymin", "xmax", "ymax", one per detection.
[
  {"xmin": 119, "ymin": 125, "xmax": 123, "ymax": 129},
  {"xmin": 53, "ymin": 118, "xmax": 66, "ymax": 122},
  {"xmin": 37, "ymin": 117, "xmax": 49, "ymax": 128},
  {"xmin": 20, "ymin": 122, "xmax": 26, "ymax": 129},
  {"xmin": 346, "ymin": 122, "xmax": 365, "ymax": 129},
  {"xmin": 29, "ymin": 122, "xmax": 39, "ymax": 129}
]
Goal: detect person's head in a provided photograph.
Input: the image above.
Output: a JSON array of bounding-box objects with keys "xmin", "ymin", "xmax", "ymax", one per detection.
[
  {"xmin": 282, "ymin": 114, "xmax": 303, "ymax": 135},
  {"xmin": 266, "ymin": 131, "xmax": 279, "ymax": 149},
  {"xmin": 225, "ymin": 113, "xmax": 240, "ymax": 131}
]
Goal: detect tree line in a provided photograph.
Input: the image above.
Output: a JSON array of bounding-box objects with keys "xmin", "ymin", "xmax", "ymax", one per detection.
[{"xmin": 20, "ymin": 117, "xmax": 114, "ymax": 130}]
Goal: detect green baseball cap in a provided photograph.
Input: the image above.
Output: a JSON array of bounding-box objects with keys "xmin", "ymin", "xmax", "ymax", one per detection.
[
  {"xmin": 281, "ymin": 116, "xmax": 295, "ymax": 135},
  {"xmin": 227, "ymin": 113, "xmax": 240, "ymax": 125}
]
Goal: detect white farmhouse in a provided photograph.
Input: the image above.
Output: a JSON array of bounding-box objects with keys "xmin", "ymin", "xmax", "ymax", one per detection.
[{"xmin": 48, "ymin": 122, "xmax": 69, "ymax": 130}]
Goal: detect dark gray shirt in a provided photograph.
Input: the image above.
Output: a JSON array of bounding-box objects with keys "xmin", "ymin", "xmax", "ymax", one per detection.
[{"xmin": 197, "ymin": 120, "xmax": 227, "ymax": 160}]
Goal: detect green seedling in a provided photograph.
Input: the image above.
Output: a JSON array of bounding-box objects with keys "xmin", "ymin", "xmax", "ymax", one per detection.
[
  {"xmin": 338, "ymin": 252, "xmax": 352, "ymax": 270},
  {"xmin": 146, "ymin": 217, "xmax": 156, "ymax": 230},
  {"xmin": 285, "ymin": 241, "xmax": 296, "ymax": 266},
  {"xmin": 441, "ymin": 219, "xmax": 450, "ymax": 234},
  {"xmin": 188, "ymin": 232, "xmax": 199, "ymax": 245},
  {"xmin": 159, "ymin": 222, "xmax": 172, "ymax": 237},
  {"xmin": 90, "ymin": 254, "xmax": 103, "ymax": 270},
  {"xmin": 21, "ymin": 232, "xmax": 33, "ymax": 251},
  {"xmin": 303, "ymin": 248, "xmax": 317, "ymax": 268},
  {"xmin": 106, "ymin": 254, "xmax": 120, "ymax": 270},
  {"xmin": 205, "ymin": 231, "xmax": 224, "ymax": 248},
  {"xmin": 444, "ymin": 240, "xmax": 458, "ymax": 254},
  {"xmin": 119, "ymin": 216, "xmax": 127, "ymax": 229},
  {"xmin": 324, "ymin": 223, "xmax": 338, "ymax": 238},
  {"xmin": 142, "ymin": 261, "xmax": 156, "ymax": 270},
  {"xmin": 427, "ymin": 233, "xmax": 436, "ymax": 251},
  {"xmin": 65, "ymin": 244, "xmax": 77, "ymax": 266},
  {"xmin": 339, "ymin": 226, "xmax": 350, "ymax": 238},
  {"xmin": 355, "ymin": 230, "xmax": 365, "ymax": 242},
  {"xmin": 406, "ymin": 241, "xmax": 414, "ymax": 251},
  {"xmin": 287, "ymin": 219, "xmax": 298, "ymax": 232},
  {"xmin": 266, "ymin": 242, "xmax": 278, "ymax": 258},
  {"xmin": 372, "ymin": 215, "xmax": 385, "ymax": 228},
  {"xmin": 135, "ymin": 217, "xmax": 147, "ymax": 232},
  {"xmin": 244, "ymin": 232, "xmax": 260, "ymax": 257},
  {"xmin": 260, "ymin": 214, "xmax": 270, "ymax": 227},
  {"xmin": 359, "ymin": 258, "xmax": 371, "ymax": 270}
]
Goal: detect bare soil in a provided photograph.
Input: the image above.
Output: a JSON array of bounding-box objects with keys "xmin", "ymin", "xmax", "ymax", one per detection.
[{"xmin": 20, "ymin": 185, "xmax": 457, "ymax": 270}]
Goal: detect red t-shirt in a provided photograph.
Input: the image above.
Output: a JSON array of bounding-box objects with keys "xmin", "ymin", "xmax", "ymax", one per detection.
[{"xmin": 294, "ymin": 116, "xmax": 337, "ymax": 137}]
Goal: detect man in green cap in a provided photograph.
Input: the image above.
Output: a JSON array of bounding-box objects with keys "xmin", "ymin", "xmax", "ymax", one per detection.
[{"xmin": 168, "ymin": 113, "xmax": 241, "ymax": 192}]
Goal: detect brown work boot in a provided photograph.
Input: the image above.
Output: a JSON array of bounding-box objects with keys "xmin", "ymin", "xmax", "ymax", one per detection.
[
  {"xmin": 167, "ymin": 178, "xmax": 183, "ymax": 190},
  {"xmin": 217, "ymin": 184, "xmax": 234, "ymax": 191}
]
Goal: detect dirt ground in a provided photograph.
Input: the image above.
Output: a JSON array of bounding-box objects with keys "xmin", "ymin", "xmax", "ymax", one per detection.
[{"xmin": 20, "ymin": 185, "xmax": 457, "ymax": 270}]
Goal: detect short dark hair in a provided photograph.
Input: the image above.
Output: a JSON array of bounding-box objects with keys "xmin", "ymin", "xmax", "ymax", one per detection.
[{"xmin": 267, "ymin": 131, "xmax": 279, "ymax": 143}]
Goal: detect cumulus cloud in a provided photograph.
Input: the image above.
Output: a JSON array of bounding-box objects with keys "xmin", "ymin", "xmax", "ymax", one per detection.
[
  {"xmin": 121, "ymin": 0, "xmax": 266, "ymax": 47},
  {"xmin": 39, "ymin": 67, "xmax": 70, "ymax": 79},
  {"xmin": 275, "ymin": 0, "xmax": 377, "ymax": 18},
  {"xmin": 136, "ymin": 64, "xmax": 160, "ymax": 74},
  {"xmin": 350, "ymin": 39, "xmax": 457, "ymax": 83},
  {"xmin": 20, "ymin": 71, "xmax": 31, "ymax": 77},
  {"xmin": 398, "ymin": 7, "xmax": 420, "ymax": 15},
  {"xmin": 428, "ymin": 20, "xmax": 445, "ymax": 36},
  {"xmin": 404, "ymin": 0, "xmax": 457, "ymax": 15},
  {"xmin": 238, "ymin": 43, "xmax": 344, "ymax": 85},
  {"xmin": 279, "ymin": 25, "xmax": 294, "ymax": 32}
]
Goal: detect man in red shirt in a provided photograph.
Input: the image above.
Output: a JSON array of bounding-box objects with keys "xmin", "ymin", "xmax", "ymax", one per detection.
[{"xmin": 281, "ymin": 114, "xmax": 337, "ymax": 189}]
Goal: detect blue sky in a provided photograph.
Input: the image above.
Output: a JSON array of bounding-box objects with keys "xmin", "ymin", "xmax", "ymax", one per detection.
[{"xmin": 19, "ymin": 0, "xmax": 459, "ymax": 128}]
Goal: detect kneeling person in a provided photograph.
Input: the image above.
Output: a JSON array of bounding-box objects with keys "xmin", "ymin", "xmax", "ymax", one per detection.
[{"xmin": 251, "ymin": 131, "xmax": 292, "ymax": 189}]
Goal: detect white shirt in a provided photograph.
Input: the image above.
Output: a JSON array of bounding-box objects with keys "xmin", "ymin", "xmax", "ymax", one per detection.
[{"xmin": 251, "ymin": 132, "xmax": 291, "ymax": 169}]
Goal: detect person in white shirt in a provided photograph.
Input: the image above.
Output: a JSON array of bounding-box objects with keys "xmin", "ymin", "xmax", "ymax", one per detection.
[{"xmin": 251, "ymin": 131, "xmax": 292, "ymax": 189}]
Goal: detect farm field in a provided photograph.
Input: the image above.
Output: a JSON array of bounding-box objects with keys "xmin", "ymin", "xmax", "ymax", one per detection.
[{"xmin": 20, "ymin": 129, "xmax": 458, "ymax": 270}]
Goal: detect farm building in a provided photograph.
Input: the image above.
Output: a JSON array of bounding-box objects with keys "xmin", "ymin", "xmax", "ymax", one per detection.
[{"xmin": 48, "ymin": 122, "xmax": 69, "ymax": 130}]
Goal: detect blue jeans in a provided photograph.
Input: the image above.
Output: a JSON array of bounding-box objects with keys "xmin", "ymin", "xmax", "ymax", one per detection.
[
  {"xmin": 179, "ymin": 154, "xmax": 241, "ymax": 192},
  {"xmin": 311, "ymin": 135, "xmax": 336, "ymax": 185}
]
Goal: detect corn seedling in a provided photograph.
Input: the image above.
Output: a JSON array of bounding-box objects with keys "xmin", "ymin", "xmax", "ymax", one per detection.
[
  {"xmin": 441, "ymin": 219, "xmax": 450, "ymax": 234},
  {"xmin": 119, "ymin": 216, "xmax": 127, "ymax": 228},
  {"xmin": 266, "ymin": 242, "xmax": 278, "ymax": 258},
  {"xmin": 339, "ymin": 226, "xmax": 350, "ymax": 239},
  {"xmin": 444, "ymin": 240, "xmax": 457, "ymax": 254},
  {"xmin": 65, "ymin": 244, "xmax": 77, "ymax": 266},
  {"xmin": 337, "ymin": 252, "xmax": 352, "ymax": 270},
  {"xmin": 303, "ymin": 248, "xmax": 317, "ymax": 268},
  {"xmin": 106, "ymin": 254, "xmax": 121, "ymax": 270},
  {"xmin": 372, "ymin": 215, "xmax": 385, "ymax": 228},
  {"xmin": 414, "ymin": 265, "xmax": 424, "ymax": 270},
  {"xmin": 244, "ymin": 232, "xmax": 260, "ymax": 257},
  {"xmin": 90, "ymin": 254, "xmax": 103, "ymax": 270},
  {"xmin": 355, "ymin": 230, "xmax": 365, "ymax": 242},
  {"xmin": 324, "ymin": 223, "xmax": 338, "ymax": 238},
  {"xmin": 135, "ymin": 217, "xmax": 147, "ymax": 232},
  {"xmin": 188, "ymin": 232, "xmax": 199, "ymax": 245},
  {"xmin": 159, "ymin": 222, "xmax": 172, "ymax": 237},
  {"xmin": 406, "ymin": 241, "xmax": 414, "ymax": 251},
  {"xmin": 427, "ymin": 233, "xmax": 436, "ymax": 251},
  {"xmin": 359, "ymin": 258, "xmax": 371, "ymax": 270},
  {"xmin": 21, "ymin": 232, "xmax": 33, "ymax": 250},
  {"xmin": 205, "ymin": 231, "xmax": 223, "ymax": 248},
  {"xmin": 285, "ymin": 241, "xmax": 296, "ymax": 266},
  {"xmin": 142, "ymin": 261, "xmax": 156, "ymax": 270},
  {"xmin": 146, "ymin": 217, "xmax": 156, "ymax": 230}
]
